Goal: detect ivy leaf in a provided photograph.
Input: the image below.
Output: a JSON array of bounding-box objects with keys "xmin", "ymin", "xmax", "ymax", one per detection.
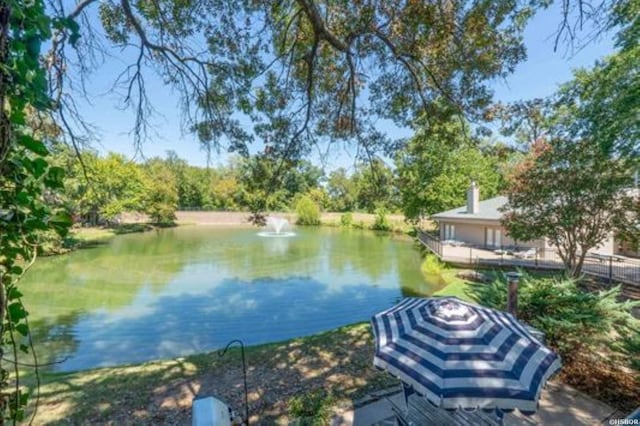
[
  {"xmin": 8, "ymin": 302, "xmax": 28, "ymax": 321},
  {"xmin": 49, "ymin": 211, "xmax": 73, "ymax": 236},
  {"xmin": 44, "ymin": 166, "xmax": 66, "ymax": 189},
  {"xmin": 32, "ymin": 157, "xmax": 48, "ymax": 178},
  {"xmin": 65, "ymin": 18, "xmax": 81, "ymax": 47},
  {"xmin": 17, "ymin": 134, "xmax": 48, "ymax": 156},
  {"xmin": 7, "ymin": 286, "xmax": 23, "ymax": 300},
  {"xmin": 15, "ymin": 323, "xmax": 29, "ymax": 337}
]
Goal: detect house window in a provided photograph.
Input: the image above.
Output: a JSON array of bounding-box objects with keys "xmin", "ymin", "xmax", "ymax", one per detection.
[
  {"xmin": 444, "ymin": 224, "xmax": 455, "ymax": 240},
  {"xmin": 485, "ymin": 228, "xmax": 502, "ymax": 248}
]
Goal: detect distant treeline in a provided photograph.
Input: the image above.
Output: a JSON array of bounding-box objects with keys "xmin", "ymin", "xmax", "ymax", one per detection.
[{"xmin": 52, "ymin": 128, "xmax": 515, "ymax": 226}]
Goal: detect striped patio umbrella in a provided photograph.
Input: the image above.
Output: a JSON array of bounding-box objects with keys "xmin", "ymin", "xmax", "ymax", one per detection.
[{"xmin": 371, "ymin": 296, "xmax": 561, "ymax": 413}]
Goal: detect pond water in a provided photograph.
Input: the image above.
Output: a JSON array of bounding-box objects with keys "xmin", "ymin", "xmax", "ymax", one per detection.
[{"xmin": 21, "ymin": 226, "xmax": 443, "ymax": 372}]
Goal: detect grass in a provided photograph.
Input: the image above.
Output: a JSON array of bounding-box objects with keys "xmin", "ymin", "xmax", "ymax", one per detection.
[
  {"xmin": 61, "ymin": 223, "xmax": 153, "ymax": 250},
  {"xmin": 433, "ymin": 271, "xmax": 477, "ymax": 301},
  {"xmin": 28, "ymin": 323, "xmax": 397, "ymax": 425}
]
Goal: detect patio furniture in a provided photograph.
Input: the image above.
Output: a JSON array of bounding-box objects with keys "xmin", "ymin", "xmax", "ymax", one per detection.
[
  {"xmin": 514, "ymin": 248, "xmax": 536, "ymax": 259},
  {"xmin": 371, "ymin": 297, "xmax": 561, "ymax": 419},
  {"xmin": 389, "ymin": 391, "xmax": 504, "ymax": 425}
]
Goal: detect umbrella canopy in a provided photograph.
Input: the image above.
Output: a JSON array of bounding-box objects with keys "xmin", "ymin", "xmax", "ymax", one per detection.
[{"xmin": 371, "ymin": 296, "xmax": 561, "ymax": 413}]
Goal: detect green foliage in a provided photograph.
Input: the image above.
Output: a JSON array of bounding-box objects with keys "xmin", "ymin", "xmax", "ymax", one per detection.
[
  {"xmin": 142, "ymin": 160, "xmax": 178, "ymax": 225},
  {"xmin": 371, "ymin": 208, "xmax": 391, "ymax": 231},
  {"xmin": 295, "ymin": 196, "xmax": 321, "ymax": 226},
  {"xmin": 288, "ymin": 389, "xmax": 334, "ymax": 425},
  {"xmin": 470, "ymin": 273, "xmax": 640, "ymax": 362},
  {"xmin": 0, "ymin": 0, "xmax": 78, "ymax": 420},
  {"xmin": 339, "ymin": 212, "xmax": 353, "ymax": 227},
  {"xmin": 502, "ymin": 138, "xmax": 632, "ymax": 277},
  {"xmin": 354, "ymin": 159, "xmax": 398, "ymax": 213},
  {"xmin": 395, "ymin": 119, "xmax": 503, "ymax": 222},
  {"xmin": 557, "ymin": 45, "xmax": 639, "ymax": 159},
  {"xmin": 327, "ymin": 168, "xmax": 358, "ymax": 212},
  {"xmin": 420, "ymin": 254, "xmax": 446, "ymax": 276}
]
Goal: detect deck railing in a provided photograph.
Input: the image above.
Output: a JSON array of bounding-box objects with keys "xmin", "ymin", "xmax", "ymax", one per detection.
[
  {"xmin": 417, "ymin": 230, "xmax": 442, "ymax": 257},
  {"xmin": 416, "ymin": 233, "xmax": 640, "ymax": 288}
]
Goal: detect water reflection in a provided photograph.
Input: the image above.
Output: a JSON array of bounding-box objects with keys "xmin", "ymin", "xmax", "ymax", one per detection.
[{"xmin": 20, "ymin": 227, "xmax": 444, "ymax": 371}]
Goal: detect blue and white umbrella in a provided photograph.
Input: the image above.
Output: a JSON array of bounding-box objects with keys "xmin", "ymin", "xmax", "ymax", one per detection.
[{"xmin": 371, "ymin": 296, "xmax": 561, "ymax": 413}]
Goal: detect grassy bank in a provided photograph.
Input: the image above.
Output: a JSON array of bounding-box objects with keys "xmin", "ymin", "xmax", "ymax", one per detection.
[{"xmin": 30, "ymin": 323, "xmax": 396, "ymax": 425}]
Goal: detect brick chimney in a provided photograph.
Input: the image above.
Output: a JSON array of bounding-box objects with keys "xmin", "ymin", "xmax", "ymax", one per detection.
[{"xmin": 467, "ymin": 181, "xmax": 479, "ymax": 214}]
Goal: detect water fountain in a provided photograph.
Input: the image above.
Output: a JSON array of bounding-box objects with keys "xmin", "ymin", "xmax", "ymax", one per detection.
[{"xmin": 257, "ymin": 216, "xmax": 296, "ymax": 237}]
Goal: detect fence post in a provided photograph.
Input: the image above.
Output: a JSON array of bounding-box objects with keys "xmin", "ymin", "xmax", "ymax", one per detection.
[
  {"xmin": 469, "ymin": 247, "xmax": 472, "ymax": 265},
  {"xmin": 505, "ymin": 272, "xmax": 520, "ymax": 318},
  {"xmin": 609, "ymin": 256, "xmax": 613, "ymax": 284}
]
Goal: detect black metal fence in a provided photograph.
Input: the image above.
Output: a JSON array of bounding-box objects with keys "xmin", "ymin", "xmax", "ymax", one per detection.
[
  {"xmin": 417, "ymin": 230, "xmax": 442, "ymax": 257},
  {"xmin": 417, "ymin": 232, "xmax": 640, "ymax": 287}
]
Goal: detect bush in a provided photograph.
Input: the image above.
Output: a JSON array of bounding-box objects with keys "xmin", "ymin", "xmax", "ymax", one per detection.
[
  {"xmin": 340, "ymin": 212, "xmax": 353, "ymax": 227},
  {"xmin": 371, "ymin": 207, "xmax": 391, "ymax": 231},
  {"xmin": 289, "ymin": 389, "xmax": 334, "ymax": 425},
  {"xmin": 470, "ymin": 272, "xmax": 640, "ymax": 362},
  {"xmin": 295, "ymin": 195, "xmax": 321, "ymax": 225},
  {"xmin": 420, "ymin": 254, "xmax": 446, "ymax": 276}
]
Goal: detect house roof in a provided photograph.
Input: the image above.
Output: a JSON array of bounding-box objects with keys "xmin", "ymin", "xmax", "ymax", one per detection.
[{"xmin": 431, "ymin": 196, "xmax": 508, "ymax": 221}]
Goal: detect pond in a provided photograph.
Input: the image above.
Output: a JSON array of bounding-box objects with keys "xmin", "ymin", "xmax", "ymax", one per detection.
[{"xmin": 21, "ymin": 226, "xmax": 443, "ymax": 372}]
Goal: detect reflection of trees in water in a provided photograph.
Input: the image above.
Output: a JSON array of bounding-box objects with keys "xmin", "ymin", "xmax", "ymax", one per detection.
[
  {"xmin": 16, "ymin": 312, "xmax": 82, "ymax": 380},
  {"xmin": 20, "ymin": 230, "xmax": 210, "ymax": 320},
  {"xmin": 348, "ymin": 230, "xmax": 395, "ymax": 282},
  {"xmin": 46, "ymin": 277, "xmax": 402, "ymax": 371},
  {"xmin": 18, "ymin": 227, "xmax": 433, "ymax": 371}
]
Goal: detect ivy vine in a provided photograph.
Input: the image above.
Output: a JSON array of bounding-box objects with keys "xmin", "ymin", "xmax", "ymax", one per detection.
[{"xmin": 0, "ymin": 0, "xmax": 75, "ymax": 422}]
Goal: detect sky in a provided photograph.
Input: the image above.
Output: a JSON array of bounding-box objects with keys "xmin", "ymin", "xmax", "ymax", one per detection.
[{"xmin": 75, "ymin": 3, "xmax": 616, "ymax": 171}]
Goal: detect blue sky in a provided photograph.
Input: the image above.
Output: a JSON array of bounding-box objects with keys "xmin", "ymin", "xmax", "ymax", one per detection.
[{"xmin": 77, "ymin": 4, "xmax": 615, "ymax": 170}]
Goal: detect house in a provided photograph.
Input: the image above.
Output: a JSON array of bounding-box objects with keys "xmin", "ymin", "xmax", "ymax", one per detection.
[{"xmin": 431, "ymin": 181, "xmax": 617, "ymax": 256}]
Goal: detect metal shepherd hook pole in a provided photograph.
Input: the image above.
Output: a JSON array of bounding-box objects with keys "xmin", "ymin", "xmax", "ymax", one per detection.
[{"xmin": 219, "ymin": 339, "xmax": 249, "ymax": 425}]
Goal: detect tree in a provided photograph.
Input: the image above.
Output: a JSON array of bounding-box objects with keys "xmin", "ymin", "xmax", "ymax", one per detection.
[
  {"xmin": 353, "ymin": 159, "xmax": 397, "ymax": 213},
  {"xmin": 327, "ymin": 168, "xmax": 358, "ymax": 212},
  {"xmin": 555, "ymin": 47, "xmax": 639, "ymax": 159},
  {"xmin": 142, "ymin": 159, "xmax": 178, "ymax": 224},
  {"xmin": 489, "ymin": 98, "xmax": 552, "ymax": 148},
  {"xmin": 501, "ymin": 139, "xmax": 632, "ymax": 277},
  {"xmin": 66, "ymin": 153, "xmax": 146, "ymax": 224},
  {"xmin": 51, "ymin": 0, "xmax": 546, "ymax": 159},
  {"xmin": 395, "ymin": 120, "xmax": 502, "ymax": 222}
]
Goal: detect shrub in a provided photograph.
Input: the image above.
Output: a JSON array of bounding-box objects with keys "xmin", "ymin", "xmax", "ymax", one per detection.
[
  {"xmin": 371, "ymin": 207, "xmax": 391, "ymax": 231},
  {"xmin": 420, "ymin": 254, "xmax": 446, "ymax": 276},
  {"xmin": 289, "ymin": 389, "xmax": 334, "ymax": 425},
  {"xmin": 146, "ymin": 203, "xmax": 177, "ymax": 225},
  {"xmin": 470, "ymin": 272, "xmax": 640, "ymax": 362},
  {"xmin": 340, "ymin": 212, "xmax": 353, "ymax": 227},
  {"xmin": 295, "ymin": 195, "xmax": 321, "ymax": 225}
]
